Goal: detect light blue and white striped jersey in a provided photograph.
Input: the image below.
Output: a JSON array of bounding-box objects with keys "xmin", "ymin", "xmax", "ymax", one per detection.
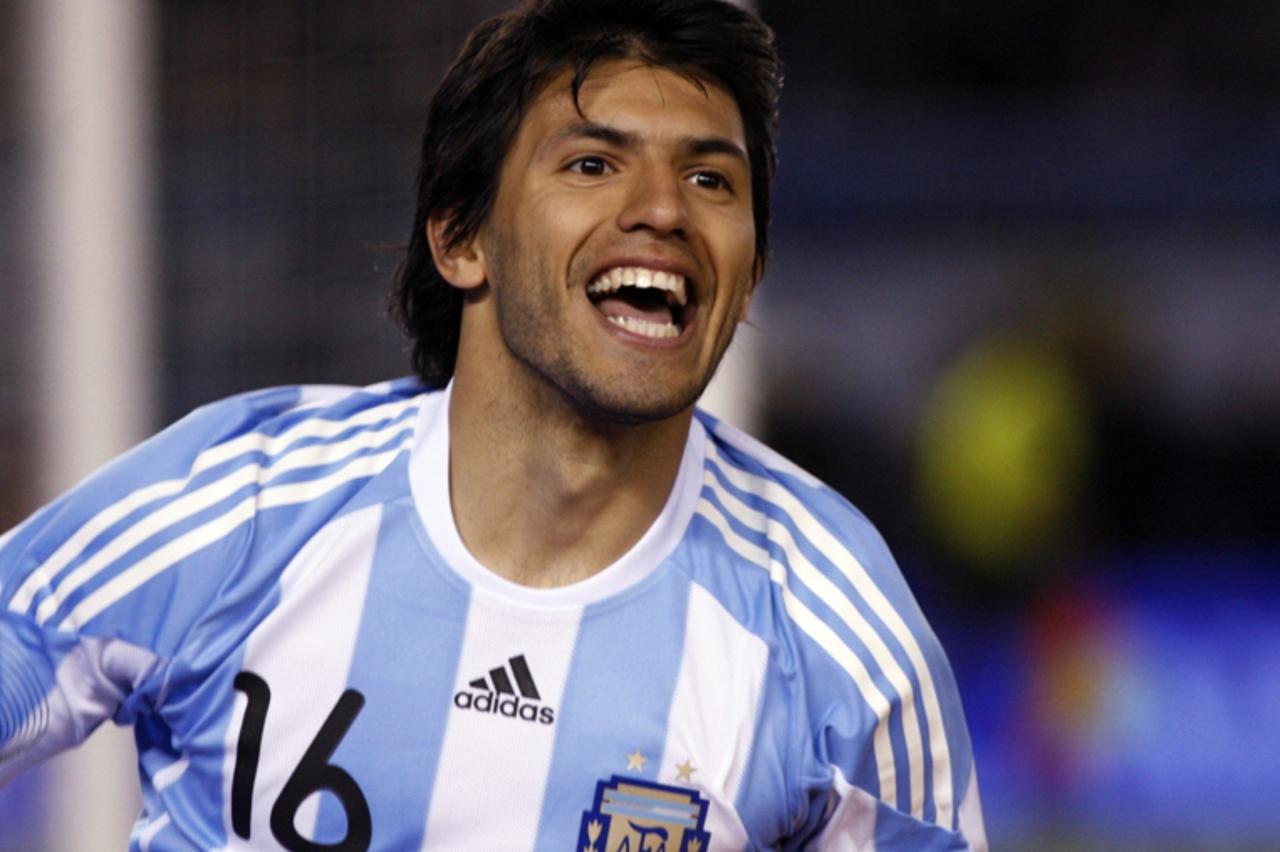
[{"xmin": 0, "ymin": 381, "xmax": 986, "ymax": 851}]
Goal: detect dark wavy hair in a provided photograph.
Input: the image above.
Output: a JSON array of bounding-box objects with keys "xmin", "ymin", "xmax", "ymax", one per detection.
[{"xmin": 391, "ymin": 0, "xmax": 783, "ymax": 386}]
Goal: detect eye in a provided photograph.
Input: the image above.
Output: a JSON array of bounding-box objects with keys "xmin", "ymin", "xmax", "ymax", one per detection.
[
  {"xmin": 568, "ymin": 156, "xmax": 611, "ymax": 177},
  {"xmin": 690, "ymin": 170, "xmax": 731, "ymax": 192}
]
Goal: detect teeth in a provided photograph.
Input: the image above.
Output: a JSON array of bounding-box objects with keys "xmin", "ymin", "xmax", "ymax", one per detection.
[
  {"xmin": 588, "ymin": 266, "xmax": 688, "ymax": 307},
  {"xmin": 606, "ymin": 315, "xmax": 680, "ymax": 339}
]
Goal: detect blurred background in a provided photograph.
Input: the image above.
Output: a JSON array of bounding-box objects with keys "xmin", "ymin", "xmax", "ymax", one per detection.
[{"xmin": 1, "ymin": 1, "xmax": 1278, "ymax": 849}]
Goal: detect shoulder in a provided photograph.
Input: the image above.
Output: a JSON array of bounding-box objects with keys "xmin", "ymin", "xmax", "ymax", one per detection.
[
  {"xmin": 69, "ymin": 377, "xmax": 435, "ymax": 553},
  {"xmin": 0, "ymin": 379, "xmax": 433, "ymax": 633},
  {"xmin": 689, "ymin": 407, "xmax": 940, "ymax": 696},
  {"xmin": 161, "ymin": 379, "xmax": 428, "ymax": 456},
  {"xmin": 692, "ymin": 408, "xmax": 906, "ymax": 597},
  {"xmin": 107, "ymin": 378, "xmax": 428, "ymax": 491}
]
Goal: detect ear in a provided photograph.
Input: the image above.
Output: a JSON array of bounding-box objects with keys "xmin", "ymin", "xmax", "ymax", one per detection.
[{"xmin": 426, "ymin": 216, "xmax": 487, "ymax": 290}]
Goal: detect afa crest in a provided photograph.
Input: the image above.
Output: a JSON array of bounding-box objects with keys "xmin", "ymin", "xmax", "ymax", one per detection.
[{"xmin": 578, "ymin": 775, "xmax": 711, "ymax": 852}]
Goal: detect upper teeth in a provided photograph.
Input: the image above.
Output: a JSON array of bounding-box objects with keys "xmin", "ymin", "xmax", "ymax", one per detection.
[{"xmin": 587, "ymin": 267, "xmax": 688, "ymax": 307}]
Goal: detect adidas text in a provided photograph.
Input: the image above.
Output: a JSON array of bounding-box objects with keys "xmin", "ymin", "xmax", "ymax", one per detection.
[{"xmin": 453, "ymin": 690, "xmax": 555, "ymax": 725}]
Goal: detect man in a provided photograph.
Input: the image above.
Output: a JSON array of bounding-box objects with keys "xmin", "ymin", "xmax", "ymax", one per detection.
[{"xmin": 0, "ymin": 0, "xmax": 987, "ymax": 848}]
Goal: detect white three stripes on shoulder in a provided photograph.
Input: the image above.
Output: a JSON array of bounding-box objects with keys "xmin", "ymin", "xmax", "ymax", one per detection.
[
  {"xmin": 8, "ymin": 399, "xmax": 417, "ymax": 630},
  {"xmin": 7, "ymin": 397, "xmax": 416, "ymax": 616},
  {"xmin": 56, "ymin": 440, "xmax": 411, "ymax": 632},
  {"xmin": 696, "ymin": 444, "xmax": 955, "ymax": 827},
  {"xmin": 31, "ymin": 421, "xmax": 411, "ymax": 627}
]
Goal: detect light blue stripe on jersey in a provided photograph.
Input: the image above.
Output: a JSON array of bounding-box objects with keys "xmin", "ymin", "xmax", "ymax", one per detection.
[
  {"xmin": 533, "ymin": 567, "xmax": 691, "ymax": 848},
  {"xmin": 312, "ymin": 502, "xmax": 470, "ymax": 848},
  {"xmin": 676, "ymin": 514, "xmax": 808, "ymax": 842},
  {"xmin": 871, "ymin": 798, "xmax": 970, "ymax": 851}
]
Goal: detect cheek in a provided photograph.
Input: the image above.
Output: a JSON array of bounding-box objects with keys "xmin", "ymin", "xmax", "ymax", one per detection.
[
  {"xmin": 715, "ymin": 227, "xmax": 758, "ymax": 303},
  {"xmin": 707, "ymin": 208, "xmax": 756, "ymax": 262},
  {"xmin": 536, "ymin": 200, "xmax": 610, "ymax": 274},
  {"xmin": 527, "ymin": 181, "xmax": 606, "ymax": 229}
]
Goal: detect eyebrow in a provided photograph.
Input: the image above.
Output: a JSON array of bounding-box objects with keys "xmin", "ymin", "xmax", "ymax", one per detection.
[{"xmin": 550, "ymin": 121, "xmax": 749, "ymax": 165}]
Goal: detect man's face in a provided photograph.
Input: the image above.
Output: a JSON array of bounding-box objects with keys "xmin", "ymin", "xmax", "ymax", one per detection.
[{"xmin": 462, "ymin": 59, "xmax": 758, "ymax": 424}]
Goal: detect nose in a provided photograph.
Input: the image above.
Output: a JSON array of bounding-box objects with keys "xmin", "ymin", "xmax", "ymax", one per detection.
[{"xmin": 616, "ymin": 165, "xmax": 689, "ymax": 239}]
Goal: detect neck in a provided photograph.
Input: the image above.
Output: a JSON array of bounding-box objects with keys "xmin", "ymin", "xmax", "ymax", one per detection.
[{"xmin": 447, "ymin": 359, "xmax": 692, "ymax": 589}]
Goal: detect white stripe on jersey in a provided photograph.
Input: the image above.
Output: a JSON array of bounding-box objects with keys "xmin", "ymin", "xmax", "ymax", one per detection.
[
  {"xmin": 153, "ymin": 753, "xmax": 190, "ymax": 790},
  {"xmin": 55, "ymin": 439, "xmax": 411, "ymax": 631},
  {"xmin": 693, "ymin": 498, "xmax": 898, "ymax": 814},
  {"xmin": 704, "ymin": 418, "xmax": 823, "ymax": 489},
  {"xmin": 702, "ymin": 464, "xmax": 928, "ymax": 819},
  {"xmin": 811, "ymin": 765, "xmax": 877, "ymax": 850},
  {"xmin": 705, "ymin": 445, "xmax": 956, "ymax": 826},
  {"xmin": 657, "ymin": 581, "xmax": 766, "ymax": 848},
  {"xmin": 958, "ymin": 763, "xmax": 988, "ymax": 850},
  {"xmin": 186, "ymin": 397, "xmax": 417, "ymax": 480},
  {"xmin": 423, "ymin": 598, "xmax": 582, "ymax": 851},
  {"xmin": 220, "ymin": 504, "xmax": 382, "ymax": 849},
  {"xmin": 7, "ymin": 397, "xmax": 418, "ymax": 616},
  {"xmin": 137, "ymin": 814, "xmax": 172, "ymax": 852},
  {"xmin": 132, "ymin": 755, "xmax": 189, "ymax": 851},
  {"xmin": 57, "ymin": 496, "xmax": 256, "ymax": 632}
]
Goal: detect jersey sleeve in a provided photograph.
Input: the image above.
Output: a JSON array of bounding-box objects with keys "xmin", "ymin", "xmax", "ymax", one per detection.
[
  {"xmin": 797, "ymin": 628, "xmax": 988, "ymax": 851},
  {"xmin": 694, "ymin": 412, "xmax": 987, "ymax": 849},
  {"xmin": 0, "ymin": 387, "xmax": 305, "ymax": 786},
  {"xmin": 789, "ymin": 511, "xmax": 987, "ymax": 851}
]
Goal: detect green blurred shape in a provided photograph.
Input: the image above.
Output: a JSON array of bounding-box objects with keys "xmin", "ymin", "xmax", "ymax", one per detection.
[{"xmin": 918, "ymin": 337, "xmax": 1090, "ymax": 571}]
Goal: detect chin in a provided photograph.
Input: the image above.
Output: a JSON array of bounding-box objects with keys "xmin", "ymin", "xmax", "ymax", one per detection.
[
  {"xmin": 508, "ymin": 340, "xmax": 712, "ymax": 427},
  {"xmin": 554, "ymin": 375, "xmax": 704, "ymax": 427}
]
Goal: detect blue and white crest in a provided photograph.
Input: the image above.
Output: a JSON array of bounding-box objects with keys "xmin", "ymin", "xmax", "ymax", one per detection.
[{"xmin": 579, "ymin": 775, "xmax": 712, "ymax": 852}]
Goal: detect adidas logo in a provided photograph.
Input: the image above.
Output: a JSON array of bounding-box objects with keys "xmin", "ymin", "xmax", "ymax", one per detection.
[{"xmin": 453, "ymin": 654, "xmax": 555, "ymax": 725}]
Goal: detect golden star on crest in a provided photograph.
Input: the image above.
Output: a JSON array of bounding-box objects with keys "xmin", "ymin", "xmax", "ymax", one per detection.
[
  {"xmin": 675, "ymin": 759, "xmax": 697, "ymax": 782},
  {"xmin": 626, "ymin": 749, "xmax": 648, "ymax": 771}
]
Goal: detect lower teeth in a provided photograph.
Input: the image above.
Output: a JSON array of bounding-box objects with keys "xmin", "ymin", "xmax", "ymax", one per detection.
[{"xmin": 606, "ymin": 315, "xmax": 679, "ymax": 338}]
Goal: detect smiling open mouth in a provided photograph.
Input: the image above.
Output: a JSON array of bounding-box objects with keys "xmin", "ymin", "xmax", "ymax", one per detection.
[{"xmin": 586, "ymin": 266, "xmax": 689, "ymax": 339}]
